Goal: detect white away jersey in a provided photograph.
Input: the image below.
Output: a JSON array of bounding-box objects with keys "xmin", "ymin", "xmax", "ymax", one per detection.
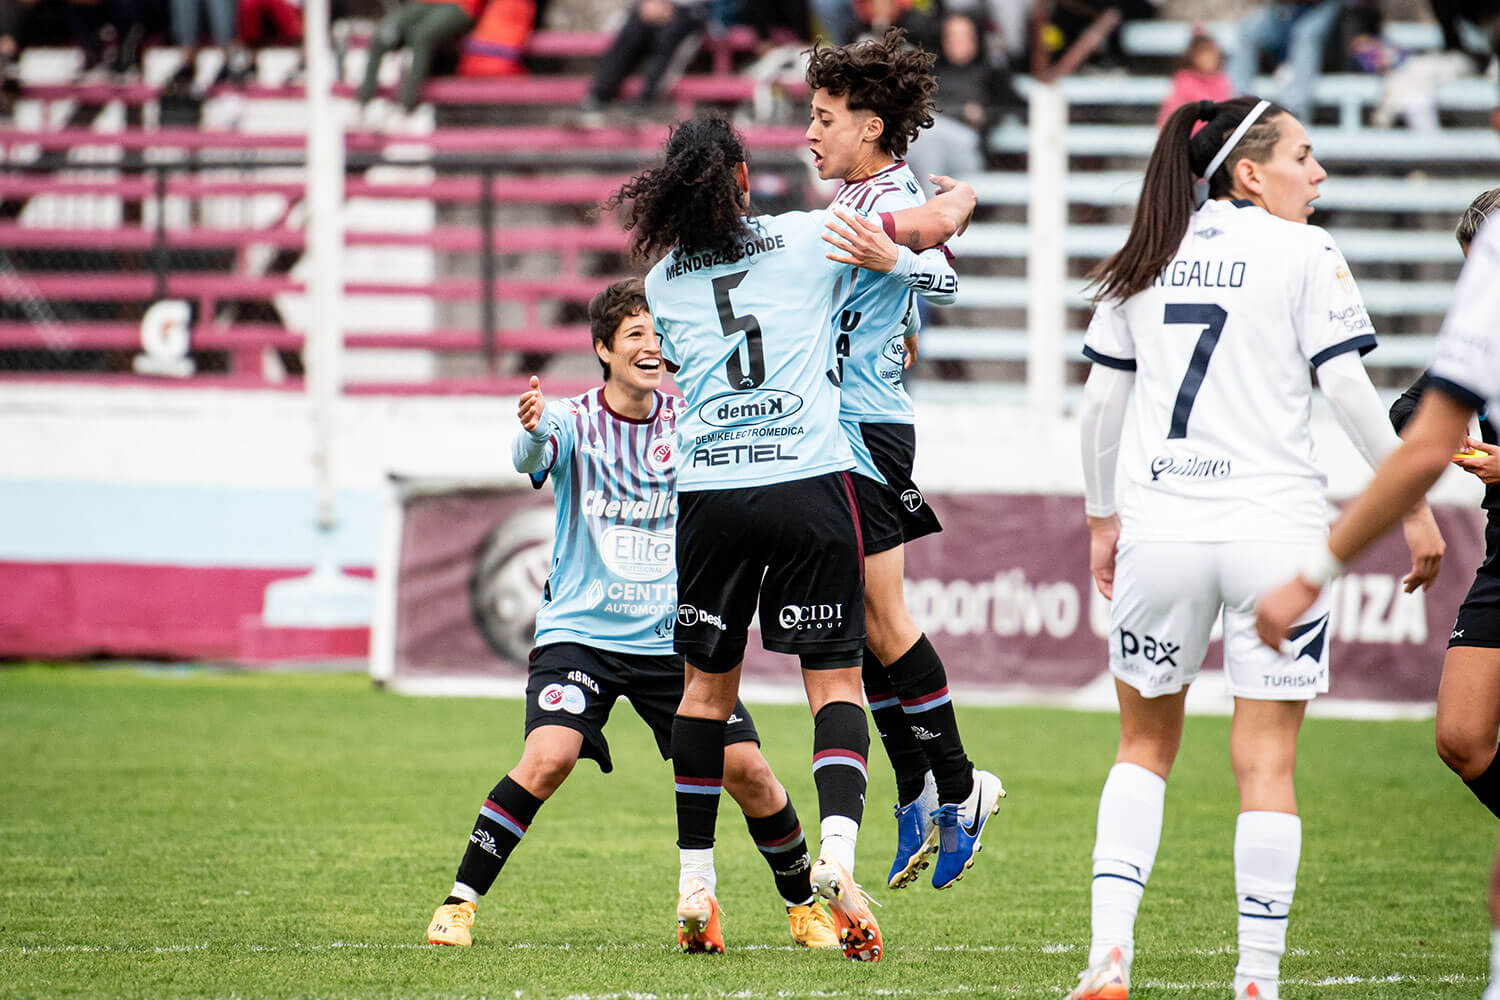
[
  {"xmin": 645, "ymin": 211, "xmax": 856, "ymax": 491},
  {"xmin": 830, "ymin": 161, "xmax": 944, "ymax": 424},
  {"xmin": 514, "ymin": 388, "xmax": 681, "ymax": 654},
  {"xmin": 1430, "ymin": 215, "xmax": 1500, "ymax": 412},
  {"xmin": 1083, "ymin": 199, "xmax": 1377, "ymax": 541}
]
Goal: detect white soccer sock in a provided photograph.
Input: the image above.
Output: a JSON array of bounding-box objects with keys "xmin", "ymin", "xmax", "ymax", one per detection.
[
  {"xmin": 820, "ymin": 815, "xmax": 859, "ymax": 874},
  {"xmin": 1485, "ymin": 926, "xmax": 1500, "ymax": 1000},
  {"xmin": 1089, "ymin": 761, "xmax": 1166, "ymax": 972},
  {"xmin": 449, "ymin": 881, "xmax": 480, "ymax": 905},
  {"xmin": 1233, "ymin": 810, "xmax": 1301, "ymax": 1000},
  {"xmin": 679, "ymin": 847, "xmax": 716, "ymax": 895}
]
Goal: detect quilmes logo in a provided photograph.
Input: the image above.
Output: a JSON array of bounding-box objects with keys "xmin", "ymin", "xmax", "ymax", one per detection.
[
  {"xmin": 1149, "ymin": 455, "xmax": 1231, "ymax": 481},
  {"xmin": 699, "ymin": 389, "xmax": 804, "ymax": 429},
  {"xmin": 778, "ymin": 603, "xmax": 845, "ymax": 631}
]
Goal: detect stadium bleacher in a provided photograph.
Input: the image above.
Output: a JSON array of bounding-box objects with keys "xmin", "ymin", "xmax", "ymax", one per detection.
[{"xmin": 0, "ymin": 18, "xmax": 1494, "ymax": 393}]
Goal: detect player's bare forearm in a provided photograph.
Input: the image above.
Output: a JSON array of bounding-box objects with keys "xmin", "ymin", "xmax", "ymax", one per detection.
[
  {"xmin": 884, "ymin": 177, "xmax": 977, "ymax": 250},
  {"xmin": 1328, "ymin": 390, "xmax": 1470, "ymax": 565}
]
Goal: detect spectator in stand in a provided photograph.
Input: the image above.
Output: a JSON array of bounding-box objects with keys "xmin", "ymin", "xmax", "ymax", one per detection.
[
  {"xmin": 357, "ymin": 0, "xmax": 482, "ymax": 113},
  {"xmin": 69, "ymin": 0, "xmax": 152, "ymax": 79},
  {"xmin": 238, "ymin": 0, "xmax": 303, "ymax": 47},
  {"xmin": 906, "ymin": 12, "xmax": 1020, "ymax": 193},
  {"xmin": 1157, "ymin": 32, "xmax": 1233, "ymax": 129},
  {"xmin": 1367, "ymin": 0, "xmax": 1500, "ymax": 131},
  {"xmin": 580, "ymin": 0, "xmax": 708, "ymax": 116},
  {"xmin": 1227, "ymin": 0, "xmax": 1345, "ymax": 121},
  {"xmin": 810, "ymin": 0, "xmax": 939, "ymax": 49},
  {"xmin": 0, "ymin": 0, "xmax": 31, "ymax": 108},
  {"xmin": 171, "ymin": 0, "xmax": 255, "ymax": 86}
]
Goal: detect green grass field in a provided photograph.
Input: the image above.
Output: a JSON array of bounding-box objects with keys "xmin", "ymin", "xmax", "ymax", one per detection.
[{"xmin": 0, "ymin": 664, "xmax": 1492, "ymax": 999}]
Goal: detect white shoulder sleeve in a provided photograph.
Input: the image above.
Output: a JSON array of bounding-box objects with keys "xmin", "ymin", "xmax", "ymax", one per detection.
[
  {"xmin": 1080, "ymin": 364, "xmax": 1134, "ymax": 517},
  {"xmin": 1317, "ymin": 350, "xmax": 1401, "ymax": 468}
]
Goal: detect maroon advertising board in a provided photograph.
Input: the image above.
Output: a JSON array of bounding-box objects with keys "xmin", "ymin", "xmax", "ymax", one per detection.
[{"xmin": 394, "ymin": 488, "xmax": 1485, "ymax": 703}]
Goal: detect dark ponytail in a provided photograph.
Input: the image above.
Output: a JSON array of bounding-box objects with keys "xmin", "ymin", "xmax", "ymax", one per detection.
[
  {"xmin": 1088, "ymin": 95, "xmax": 1287, "ymax": 303},
  {"xmin": 605, "ymin": 114, "xmax": 756, "ymax": 266}
]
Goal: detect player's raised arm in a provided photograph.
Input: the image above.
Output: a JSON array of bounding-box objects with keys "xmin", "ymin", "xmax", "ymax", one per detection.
[
  {"xmin": 877, "ymin": 175, "xmax": 976, "ymax": 251},
  {"xmin": 513, "ymin": 376, "xmax": 554, "ymax": 474},
  {"xmin": 823, "ymin": 209, "xmax": 958, "ymax": 304}
]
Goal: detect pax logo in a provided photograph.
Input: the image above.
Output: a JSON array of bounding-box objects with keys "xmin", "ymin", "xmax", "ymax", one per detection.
[{"xmin": 1117, "ymin": 629, "xmax": 1179, "ymax": 667}]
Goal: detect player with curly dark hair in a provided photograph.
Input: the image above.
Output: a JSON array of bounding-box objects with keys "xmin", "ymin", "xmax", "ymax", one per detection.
[
  {"xmin": 806, "ymin": 28, "xmax": 1005, "ymax": 895},
  {"xmin": 804, "ymin": 26, "xmax": 937, "ymax": 166},
  {"xmin": 607, "ymin": 113, "xmax": 974, "ymax": 959}
]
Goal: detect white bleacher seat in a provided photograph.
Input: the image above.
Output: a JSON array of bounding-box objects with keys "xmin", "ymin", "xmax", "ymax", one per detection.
[{"xmin": 987, "ymin": 121, "xmax": 1500, "ymax": 161}]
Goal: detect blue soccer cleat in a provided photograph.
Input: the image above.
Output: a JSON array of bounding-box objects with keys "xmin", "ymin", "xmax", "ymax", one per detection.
[
  {"xmin": 886, "ymin": 771, "xmax": 939, "ymax": 889},
  {"xmin": 931, "ymin": 769, "xmax": 1005, "ymax": 890}
]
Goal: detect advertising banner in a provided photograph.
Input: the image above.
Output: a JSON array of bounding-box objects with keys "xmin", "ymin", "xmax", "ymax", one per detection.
[{"xmin": 391, "ymin": 487, "xmax": 1486, "ymax": 703}]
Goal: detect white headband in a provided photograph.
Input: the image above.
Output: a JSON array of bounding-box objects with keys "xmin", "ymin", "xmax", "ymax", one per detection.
[{"xmin": 1203, "ymin": 99, "xmax": 1271, "ymax": 182}]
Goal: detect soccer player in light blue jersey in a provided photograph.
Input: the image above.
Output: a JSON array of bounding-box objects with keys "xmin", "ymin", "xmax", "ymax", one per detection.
[
  {"xmin": 610, "ymin": 114, "xmax": 975, "ymax": 960},
  {"xmin": 425, "ymin": 279, "xmax": 839, "ymax": 954},
  {"xmin": 805, "ymin": 28, "xmax": 1006, "ymax": 894}
]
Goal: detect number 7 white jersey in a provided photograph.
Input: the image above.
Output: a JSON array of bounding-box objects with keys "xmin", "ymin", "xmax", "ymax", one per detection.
[
  {"xmin": 645, "ymin": 210, "xmax": 856, "ymax": 491},
  {"xmin": 1083, "ymin": 199, "xmax": 1377, "ymax": 542}
]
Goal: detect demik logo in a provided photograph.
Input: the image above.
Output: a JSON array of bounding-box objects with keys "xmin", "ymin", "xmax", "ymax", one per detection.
[
  {"xmin": 698, "ymin": 388, "xmax": 804, "ymax": 428},
  {"xmin": 880, "ymin": 335, "xmax": 906, "ymax": 366},
  {"xmin": 900, "ymin": 488, "xmax": 924, "ymax": 513},
  {"xmin": 778, "ymin": 603, "xmax": 845, "ymax": 631},
  {"xmin": 648, "ymin": 436, "xmax": 674, "ymax": 472}
]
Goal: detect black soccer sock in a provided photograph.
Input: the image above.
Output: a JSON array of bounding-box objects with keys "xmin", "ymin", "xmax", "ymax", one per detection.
[
  {"xmin": 812, "ymin": 700, "xmax": 870, "ymax": 830},
  {"xmin": 863, "ymin": 648, "xmax": 931, "ymax": 806},
  {"xmin": 889, "ymin": 633, "xmax": 974, "ymax": 805},
  {"xmin": 672, "ymin": 714, "xmax": 727, "ymax": 849},
  {"xmin": 745, "ymin": 798, "xmax": 815, "ymax": 907},
  {"xmin": 453, "ymin": 775, "xmax": 544, "ymax": 897},
  {"xmin": 1464, "ymin": 745, "xmax": 1500, "ymax": 819}
]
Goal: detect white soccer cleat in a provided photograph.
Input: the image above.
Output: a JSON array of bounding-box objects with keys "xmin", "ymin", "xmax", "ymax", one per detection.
[{"xmin": 1066, "ymin": 945, "xmax": 1129, "ymax": 999}]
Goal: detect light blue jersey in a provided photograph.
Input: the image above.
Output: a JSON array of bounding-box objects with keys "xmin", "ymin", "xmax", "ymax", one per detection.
[
  {"xmin": 645, "ymin": 210, "xmax": 856, "ymax": 491},
  {"xmin": 829, "ymin": 161, "xmax": 958, "ymax": 430},
  {"xmin": 512, "ymin": 388, "xmax": 683, "ymax": 655},
  {"xmin": 824, "ymin": 162, "xmax": 958, "ymax": 484}
]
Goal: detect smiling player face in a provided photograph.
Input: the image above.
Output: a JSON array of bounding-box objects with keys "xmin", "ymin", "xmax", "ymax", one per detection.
[
  {"xmin": 806, "ymin": 89, "xmax": 884, "ymax": 182},
  {"xmin": 598, "ymin": 310, "xmax": 663, "ymax": 394}
]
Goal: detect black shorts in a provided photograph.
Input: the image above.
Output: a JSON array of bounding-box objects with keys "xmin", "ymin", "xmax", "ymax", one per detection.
[
  {"xmin": 849, "ymin": 422, "xmax": 943, "ymax": 556},
  {"xmin": 675, "ymin": 472, "xmax": 867, "ymax": 671},
  {"xmin": 524, "ymin": 643, "xmax": 759, "ymax": 772},
  {"xmin": 1450, "ymin": 572, "xmax": 1500, "ymax": 648}
]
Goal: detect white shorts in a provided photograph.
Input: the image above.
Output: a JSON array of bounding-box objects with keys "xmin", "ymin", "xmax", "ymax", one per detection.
[{"xmin": 1108, "ymin": 539, "xmax": 1332, "ymax": 701}]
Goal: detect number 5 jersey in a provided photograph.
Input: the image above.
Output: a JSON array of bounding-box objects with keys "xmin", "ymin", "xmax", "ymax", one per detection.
[
  {"xmin": 1082, "ymin": 198, "xmax": 1378, "ymax": 542},
  {"xmin": 644, "ymin": 210, "xmax": 856, "ymax": 492}
]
